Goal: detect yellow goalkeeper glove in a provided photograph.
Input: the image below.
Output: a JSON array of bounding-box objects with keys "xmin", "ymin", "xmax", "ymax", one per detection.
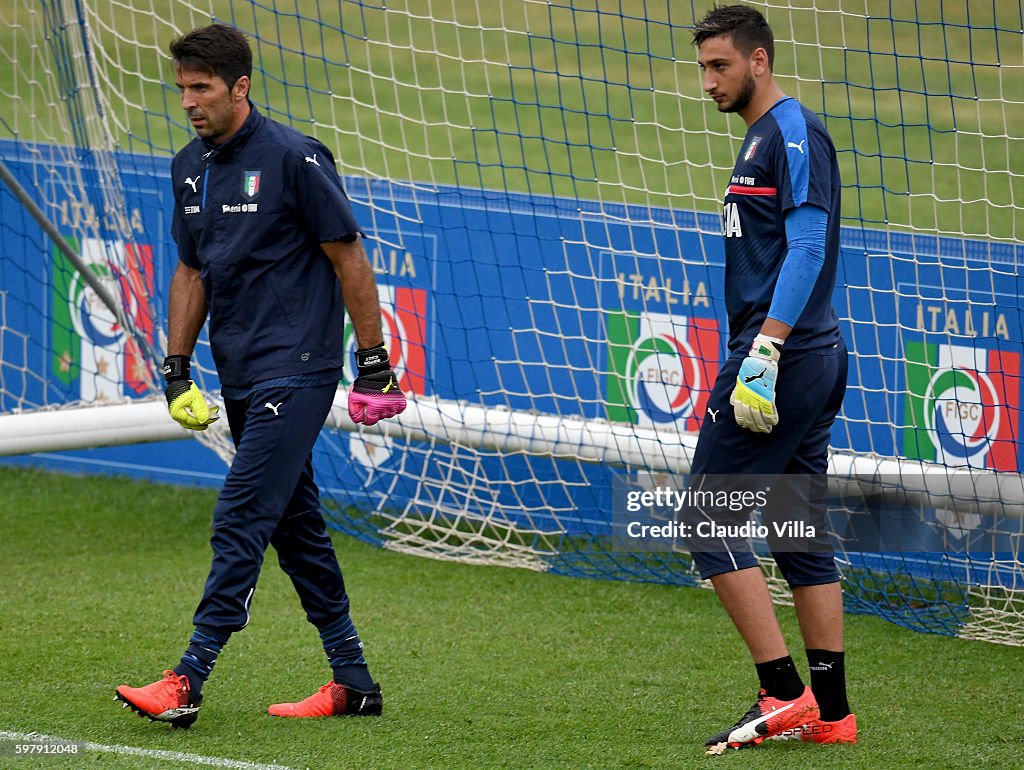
[
  {"xmin": 163, "ymin": 355, "xmax": 219, "ymax": 431},
  {"xmin": 730, "ymin": 334, "xmax": 783, "ymax": 434}
]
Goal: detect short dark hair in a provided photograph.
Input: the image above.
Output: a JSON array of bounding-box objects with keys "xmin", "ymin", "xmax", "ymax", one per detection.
[
  {"xmin": 692, "ymin": 5, "xmax": 774, "ymax": 68},
  {"xmin": 169, "ymin": 24, "xmax": 252, "ymax": 89}
]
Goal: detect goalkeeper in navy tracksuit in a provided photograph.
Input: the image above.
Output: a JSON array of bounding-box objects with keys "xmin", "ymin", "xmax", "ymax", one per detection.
[
  {"xmin": 688, "ymin": 6, "xmax": 856, "ymax": 750},
  {"xmin": 115, "ymin": 24, "xmax": 406, "ymax": 727}
]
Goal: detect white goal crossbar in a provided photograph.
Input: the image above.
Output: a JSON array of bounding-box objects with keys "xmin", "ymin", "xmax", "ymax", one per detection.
[{"xmin": 3, "ymin": 392, "xmax": 1019, "ymax": 519}]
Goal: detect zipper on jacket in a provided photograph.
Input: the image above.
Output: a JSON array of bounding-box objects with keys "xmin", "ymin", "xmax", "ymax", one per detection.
[{"xmin": 201, "ymin": 148, "xmax": 214, "ymax": 210}]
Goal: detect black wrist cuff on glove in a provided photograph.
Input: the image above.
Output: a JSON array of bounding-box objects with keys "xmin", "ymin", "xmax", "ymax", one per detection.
[
  {"xmin": 165, "ymin": 378, "xmax": 191, "ymax": 404},
  {"xmin": 355, "ymin": 345, "xmax": 390, "ymax": 377},
  {"xmin": 163, "ymin": 355, "xmax": 191, "ymax": 383}
]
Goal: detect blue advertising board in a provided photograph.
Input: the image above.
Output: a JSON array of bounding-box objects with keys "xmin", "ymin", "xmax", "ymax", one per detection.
[{"xmin": 1, "ymin": 139, "xmax": 1021, "ymax": 533}]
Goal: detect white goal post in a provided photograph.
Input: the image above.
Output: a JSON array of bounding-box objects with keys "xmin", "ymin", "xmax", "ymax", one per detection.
[{"xmin": 2, "ymin": 394, "xmax": 1020, "ymax": 522}]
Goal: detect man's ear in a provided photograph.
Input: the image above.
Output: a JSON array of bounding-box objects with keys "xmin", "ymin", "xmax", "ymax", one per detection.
[
  {"xmin": 233, "ymin": 75, "xmax": 250, "ymax": 102},
  {"xmin": 750, "ymin": 47, "xmax": 771, "ymax": 76}
]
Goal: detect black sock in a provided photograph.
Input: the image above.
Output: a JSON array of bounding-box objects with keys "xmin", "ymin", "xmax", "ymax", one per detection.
[
  {"xmin": 754, "ymin": 655, "xmax": 804, "ymax": 701},
  {"xmin": 806, "ymin": 649, "xmax": 850, "ymax": 721},
  {"xmin": 174, "ymin": 626, "xmax": 228, "ymax": 699}
]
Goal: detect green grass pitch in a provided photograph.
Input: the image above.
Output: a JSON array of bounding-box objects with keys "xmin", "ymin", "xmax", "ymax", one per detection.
[{"xmin": 1, "ymin": 465, "xmax": 1021, "ymax": 769}]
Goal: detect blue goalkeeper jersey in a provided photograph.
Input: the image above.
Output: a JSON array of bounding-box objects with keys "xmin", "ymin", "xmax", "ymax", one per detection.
[
  {"xmin": 170, "ymin": 105, "xmax": 361, "ymax": 390},
  {"xmin": 722, "ymin": 97, "xmax": 841, "ymax": 354}
]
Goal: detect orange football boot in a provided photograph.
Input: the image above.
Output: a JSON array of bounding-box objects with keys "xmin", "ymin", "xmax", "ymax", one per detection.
[
  {"xmin": 705, "ymin": 686, "xmax": 820, "ymax": 750},
  {"xmin": 115, "ymin": 670, "xmax": 201, "ymax": 728},
  {"xmin": 268, "ymin": 682, "xmax": 382, "ymax": 717},
  {"xmin": 771, "ymin": 713, "xmax": 858, "ymax": 744}
]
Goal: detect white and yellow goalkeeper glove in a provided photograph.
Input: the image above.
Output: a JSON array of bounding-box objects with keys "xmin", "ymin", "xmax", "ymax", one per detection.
[
  {"xmin": 730, "ymin": 334, "xmax": 783, "ymax": 434},
  {"xmin": 163, "ymin": 355, "xmax": 219, "ymax": 431}
]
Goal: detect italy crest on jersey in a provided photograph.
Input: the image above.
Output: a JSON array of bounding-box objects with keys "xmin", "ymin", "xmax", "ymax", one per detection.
[
  {"xmin": 242, "ymin": 170, "xmax": 261, "ymax": 199},
  {"xmin": 743, "ymin": 135, "xmax": 762, "ymax": 161}
]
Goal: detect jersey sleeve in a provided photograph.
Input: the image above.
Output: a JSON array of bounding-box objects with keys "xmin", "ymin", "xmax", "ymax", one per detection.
[
  {"xmin": 290, "ymin": 139, "xmax": 362, "ymax": 243},
  {"xmin": 766, "ymin": 204, "xmax": 828, "ymax": 326},
  {"xmin": 773, "ymin": 109, "xmax": 836, "ymax": 215},
  {"xmin": 170, "ymin": 156, "xmax": 200, "ymax": 269}
]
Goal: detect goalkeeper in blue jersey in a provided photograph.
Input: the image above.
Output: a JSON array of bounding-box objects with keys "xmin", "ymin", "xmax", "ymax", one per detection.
[
  {"xmin": 686, "ymin": 5, "xmax": 856, "ymax": 750},
  {"xmin": 115, "ymin": 24, "xmax": 406, "ymax": 727}
]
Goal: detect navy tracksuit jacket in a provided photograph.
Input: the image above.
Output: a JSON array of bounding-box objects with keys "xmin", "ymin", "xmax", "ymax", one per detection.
[{"xmin": 171, "ymin": 105, "xmax": 360, "ymax": 632}]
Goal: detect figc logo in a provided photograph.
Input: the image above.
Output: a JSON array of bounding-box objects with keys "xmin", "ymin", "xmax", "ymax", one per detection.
[
  {"xmin": 903, "ymin": 341, "xmax": 1020, "ymax": 471},
  {"xmin": 606, "ymin": 311, "xmax": 719, "ymax": 430},
  {"xmin": 50, "ymin": 237, "xmax": 154, "ymax": 402}
]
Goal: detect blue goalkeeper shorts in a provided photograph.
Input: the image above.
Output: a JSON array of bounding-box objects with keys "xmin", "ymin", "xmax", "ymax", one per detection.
[{"xmin": 687, "ymin": 340, "xmax": 848, "ymax": 586}]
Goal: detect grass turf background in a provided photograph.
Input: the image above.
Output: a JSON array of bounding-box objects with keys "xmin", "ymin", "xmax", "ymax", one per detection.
[{"xmin": 1, "ymin": 465, "xmax": 1021, "ymax": 769}]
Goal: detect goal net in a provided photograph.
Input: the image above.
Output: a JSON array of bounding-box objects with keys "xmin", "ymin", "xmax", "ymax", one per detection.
[{"xmin": 1, "ymin": 1, "xmax": 1021, "ymax": 645}]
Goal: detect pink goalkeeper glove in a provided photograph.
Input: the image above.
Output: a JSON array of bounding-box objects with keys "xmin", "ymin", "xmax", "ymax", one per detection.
[{"xmin": 348, "ymin": 345, "xmax": 407, "ymax": 426}]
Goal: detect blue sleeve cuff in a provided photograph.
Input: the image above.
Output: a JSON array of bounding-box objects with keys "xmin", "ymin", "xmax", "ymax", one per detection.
[{"xmin": 767, "ymin": 205, "xmax": 828, "ymax": 327}]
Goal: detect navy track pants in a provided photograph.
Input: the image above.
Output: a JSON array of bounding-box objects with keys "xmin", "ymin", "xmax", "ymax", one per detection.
[{"xmin": 192, "ymin": 382, "xmax": 350, "ymax": 633}]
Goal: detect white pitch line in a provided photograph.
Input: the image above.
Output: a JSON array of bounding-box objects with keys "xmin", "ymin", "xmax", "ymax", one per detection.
[{"xmin": 0, "ymin": 731, "xmax": 298, "ymax": 770}]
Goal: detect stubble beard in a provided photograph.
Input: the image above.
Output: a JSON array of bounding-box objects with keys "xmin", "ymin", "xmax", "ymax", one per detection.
[{"xmin": 720, "ymin": 71, "xmax": 756, "ymax": 114}]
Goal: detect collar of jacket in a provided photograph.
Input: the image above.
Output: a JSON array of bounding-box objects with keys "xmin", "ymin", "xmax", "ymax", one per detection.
[{"xmin": 200, "ymin": 102, "xmax": 265, "ymax": 162}]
